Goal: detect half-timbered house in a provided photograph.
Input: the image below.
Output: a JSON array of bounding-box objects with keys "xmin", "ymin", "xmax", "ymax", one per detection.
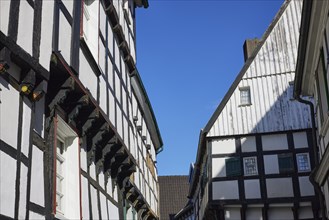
[
  {"xmin": 294, "ymin": 0, "xmax": 329, "ymax": 219},
  {"xmin": 177, "ymin": 1, "xmax": 321, "ymax": 219},
  {"xmin": 0, "ymin": 0, "xmax": 163, "ymax": 219}
]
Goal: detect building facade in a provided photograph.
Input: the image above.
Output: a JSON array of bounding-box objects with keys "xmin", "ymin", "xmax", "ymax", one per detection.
[
  {"xmin": 294, "ymin": 0, "xmax": 329, "ymax": 219},
  {"xmin": 158, "ymin": 176, "xmax": 189, "ymax": 220},
  {"xmin": 0, "ymin": 0, "xmax": 163, "ymax": 219},
  {"xmin": 177, "ymin": 1, "xmax": 321, "ymax": 219}
]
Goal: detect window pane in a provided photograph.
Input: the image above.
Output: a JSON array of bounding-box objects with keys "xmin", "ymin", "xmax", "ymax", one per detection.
[
  {"xmin": 297, "ymin": 153, "xmax": 310, "ymax": 172},
  {"xmin": 278, "ymin": 154, "xmax": 294, "ymax": 173},
  {"xmin": 226, "ymin": 157, "xmax": 241, "ymax": 177},
  {"xmin": 240, "ymin": 88, "xmax": 251, "ymax": 105},
  {"xmin": 244, "ymin": 157, "xmax": 258, "ymax": 176}
]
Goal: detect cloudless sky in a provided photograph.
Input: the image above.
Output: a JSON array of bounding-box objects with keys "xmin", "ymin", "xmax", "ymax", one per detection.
[{"xmin": 135, "ymin": 0, "xmax": 284, "ymax": 176}]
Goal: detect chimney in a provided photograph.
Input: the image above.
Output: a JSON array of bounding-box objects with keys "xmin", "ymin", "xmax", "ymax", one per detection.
[{"xmin": 243, "ymin": 38, "xmax": 260, "ymax": 62}]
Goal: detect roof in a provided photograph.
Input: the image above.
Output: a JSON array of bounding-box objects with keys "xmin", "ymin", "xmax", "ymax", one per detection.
[
  {"xmin": 189, "ymin": 0, "xmax": 292, "ymax": 198},
  {"xmin": 294, "ymin": 0, "xmax": 313, "ymax": 98},
  {"xmin": 159, "ymin": 176, "xmax": 189, "ymax": 220}
]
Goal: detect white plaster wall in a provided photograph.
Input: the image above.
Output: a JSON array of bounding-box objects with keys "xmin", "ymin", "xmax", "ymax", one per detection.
[
  {"xmin": 264, "ymin": 155, "xmax": 279, "ymax": 174},
  {"xmin": 244, "ymin": 179, "xmax": 261, "ymax": 199},
  {"xmin": 298, "ymin": 206, "xmax": 313, "ymax": 219},
  {"xmin": 212, "ymin": 158, "xmax": 226, "ymax": 177},
  {"xmin": 100, "ymin": 193, "xmax": 108, "ymax": 219},
  {"xmin": 90, "ymin": 163, "xmax": 96, "ymax": 180},
  {"xmin": 99, "ymin": 172, "xmax": 105, "ymax": 190},
  {"xmin": 106, "ymin": 176, "xmax": 113, "ymax": 198},
  {"xmin": 29, "ymin": 211, "xmax": 45, "ymax": 220},
  {"xmin": 299, "ymin": 176, "xmax": 314, "ymax": 196},
  {"xmin": 246, "ymin": 208, "xmax": 262, "ymax": 220},
  {"xmin": 90, "ymin": 185, "xmax": 99, "ymax": 220},
  {"xmin": 266, "ymin": 178, "xmax": 293, "ymax": 198},
  {"xmin": 18, "ymin": 164, "xmax": 28, "ymax": 219},
  {"xmin": 80, "ymin": 147, "xmax": 87, "ymax": 172},
  {"xmin": 0, "ymin": 152, "xmax": 16, "ymax": 218},
  {"xmin": 109, "ymin": 88, "xmax": 116, "ymax": 126},
  {"xmin": 0, "ymin": 0, "xmax": 10, "ymax": 35},
  {"xmin": 99, "ymin": 74, "xmax": 108, "ymax": 115},
  {"xmin": 262, "ymin": 134, "xmax": 288, "ymax": 151},
  {"xmin": 211, "ymin": 138, "xmax": 236, "ymax": 155},
  {"xmin": 241, "ymin": 136, "xmax": 256, "ymax": 152},
  {"xmin": 64, "ymin": 137, "xmax": 80, "ymax": 219},
  {"xmin": 83, "ymin": 0, "xmax": 99, "ymax": 60},
  {"xmin": 30, "ymin": 145, "xmax": 45, "ymax": 207},
  {"xmin": 39, "ymin": 1, "xmax": 54, "ymax": 70},
  {"xmin": 0, "ymin": 77, "xmax": 19, "ymax": 148},
  {"xmin": 17, "ymin": 1, "xmax": 33, "ymax": 55},
  {"xmin": 21, "ymin": 99, "xmax": 32, "ymax": 157},
  {"xmin": 212, "ymin": 181, "xmax": 239, "ymax": 200},
  {"xmin": 81, "ymin": 176, "xmax": 90, "ymax": 220},
  {"xmin": 225, "ymin": 208, "xmax": 241, "ymax": 220},
  {"xmin": 268, "ymin": 207, "xmax": 293, "ymax": 220},
  {"xmin": 293, "ymin": 132, "xmax": 308, "ymax": 149},
  {"xmin": 58, "ymin": 11, "xmax": 71, "ymax": 64},
  {"xmin": 108, "ymin": 200, "xmax": 119, "ymax": 219},
  {"xmin": 116, "ymin": 104, "xmax": 123, "ymax": 138},
  {"xmin": 79, "ymin": 49, "xmax": 98, "ymax": 99},
  {"xmin": 99, "ymin": 7, "xmax": 106, "ymax": 39},
  {"xmin": 34, "ymin": 97, "xmax": 45, "ymax": 137}
]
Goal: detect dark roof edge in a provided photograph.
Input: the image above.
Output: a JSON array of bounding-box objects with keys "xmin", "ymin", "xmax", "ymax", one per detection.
[
  {"xmin": 203, "ymin": 0, "xmax": 291, "ymax": 133},
  {"xmin": 188, "ymin": 0, "xmax": 291, "ymax": 199},
  {"xmin": 294, "ymin": 0, "xmax": 313, "ymax": 98},
  {"xmin": 131, "ymin": 69, "xmax": 164, "ymax": 153}
]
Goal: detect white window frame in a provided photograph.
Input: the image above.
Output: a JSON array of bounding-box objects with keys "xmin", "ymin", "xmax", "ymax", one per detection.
[
  {"xmin": 296, "ymin": 153, "xmax": 311, "ymax": 172},
  {"xmin": 243, "ymin": 156, "xmax": 258, "ymax": 176},
  {"xmin": 55, "ymin": 116, "xmax": 80, "ymax": 220},
  {"xmin": 239, "ymin": 87, "xmax": 251, "ymax": 106},
  {"xmin": 56, "ymin": 137, "xmax": 65, "ymax": 216}
]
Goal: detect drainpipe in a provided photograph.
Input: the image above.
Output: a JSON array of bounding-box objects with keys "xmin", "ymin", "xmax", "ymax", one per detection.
[{"xmin": 295, "ymin": 96, "xmax": 326, "ymax": 220}]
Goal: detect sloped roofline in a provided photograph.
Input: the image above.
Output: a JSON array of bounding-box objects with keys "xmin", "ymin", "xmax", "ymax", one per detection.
[
  {"xmin": 203, "ymin": 0, "xmax": 291, "ymax": 134},
  {"xmin": 188, "ymin": 0, "xmax": 291, "ymax": 198}
]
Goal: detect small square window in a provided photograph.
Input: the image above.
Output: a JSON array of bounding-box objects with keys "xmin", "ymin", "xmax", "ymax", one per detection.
[
  {"xmin": 240, "ymin": 87, "xmax": 251, "ymax": 106},
  {"xmin": 226, "ymin": 157, "xmax": 241, "ymax": 177},
  {"xmin": 296, "ymin": 153, "xmax": 311, "ymax": 172},
  {"xmin": 288, "ymin": 81, "xmax": 295, "ymax": 100},
  {"xmin": 278, "ymin": 153, "xmax": 294, "ymax": 173},
  {"xmin": 243, "ymin": 157, "xmax": 258, "ymax": 176}
]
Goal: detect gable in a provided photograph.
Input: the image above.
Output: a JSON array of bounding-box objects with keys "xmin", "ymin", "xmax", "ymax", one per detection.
[{"xmin": 206, "ymin": 0, "xmax": 311, "ymax": 137}]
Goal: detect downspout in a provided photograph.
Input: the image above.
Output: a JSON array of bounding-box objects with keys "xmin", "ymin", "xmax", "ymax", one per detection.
[{"xmin": 295, "ymin": 96, "xmax": 326, "ymax": 220}]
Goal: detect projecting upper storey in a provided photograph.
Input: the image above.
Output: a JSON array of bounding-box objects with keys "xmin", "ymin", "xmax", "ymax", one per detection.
[
  {"xmin": 204, "ymin": 0, "xmax": 311, "ymax": 137},
  {"xmin": 0, "ymin": 0, "xmax": 161, "ymax": 216}
]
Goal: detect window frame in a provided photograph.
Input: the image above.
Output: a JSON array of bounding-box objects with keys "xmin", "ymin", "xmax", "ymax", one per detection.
[
  {"xmin": 225, "ymin": 157, "xmax": 241, "ymax": 177},
  {"xmin": 278, "ymin": 153, "xmax": 294, "ymax": 174},
  {"xmin": 239, "ymin": 86, "xmax": 251, "ymax": 106},
  {"xmin": 243, "ymin": 156, "xmax": 258, "ymax": 176},
  {"xmin": 296, "ymin": 153, "xmax": 311, "ymax": 172},
  {"xmin": 54, "ymin": 116, "xmax": 80, "ymax": 219}
]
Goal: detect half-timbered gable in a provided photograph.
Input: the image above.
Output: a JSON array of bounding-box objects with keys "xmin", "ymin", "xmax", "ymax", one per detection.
[
  {"xmin": 181, "ymin": 1, "xmax": 321, "ymax": 220},
  {"xmin": 0, "ymin": 0, "xmax": 162, "ymax": 219}
]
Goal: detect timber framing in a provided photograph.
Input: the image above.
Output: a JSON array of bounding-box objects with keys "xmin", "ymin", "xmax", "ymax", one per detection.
[{"xmin": 44, "ymin": 51, "xmax": 157, "ymax": 219}]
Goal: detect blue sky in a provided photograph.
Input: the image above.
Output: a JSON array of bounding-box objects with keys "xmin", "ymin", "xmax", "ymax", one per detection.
[{"xmin": 136, "ymin": 0, "xmax": 284, "ymax": 176}]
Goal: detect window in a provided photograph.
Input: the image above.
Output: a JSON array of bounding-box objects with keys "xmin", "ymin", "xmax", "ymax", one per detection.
[
  {"xmin": 288, "ymin": 81, "xmax": 295, "ymax": 100},
  {"xmin": 296, "ymin": 153, "xmax": 311, "ymax": 172},
  {"xmin": 240, "ymin": 87, "xmax": 251, "ymax": 106},
  {"xmin": 278, "ymin": 153, "xmax": 294, "ymax": 173},
  {"xmin": 56, "ymin": 138, "xmax": 65, "ymax": 215},
  {"xmin": 315, "ymin": 49, "xmax": 329, "ymax": 125},
  {"xmin": 54, "ymin": 116, "xmax": 80, "ymax": 219},
  {"xmin": 226, "ymin": 157, "xmax": 241, "ymax": 177},
  {"xmin": 243, "ymin": 157, "xmax": 258, "ymax": 176}
]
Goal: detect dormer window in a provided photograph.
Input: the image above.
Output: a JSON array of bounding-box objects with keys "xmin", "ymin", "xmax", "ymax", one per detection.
[{"xmin": 240, "ymin": 87, "xmax": 251, "ymax": 106}]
